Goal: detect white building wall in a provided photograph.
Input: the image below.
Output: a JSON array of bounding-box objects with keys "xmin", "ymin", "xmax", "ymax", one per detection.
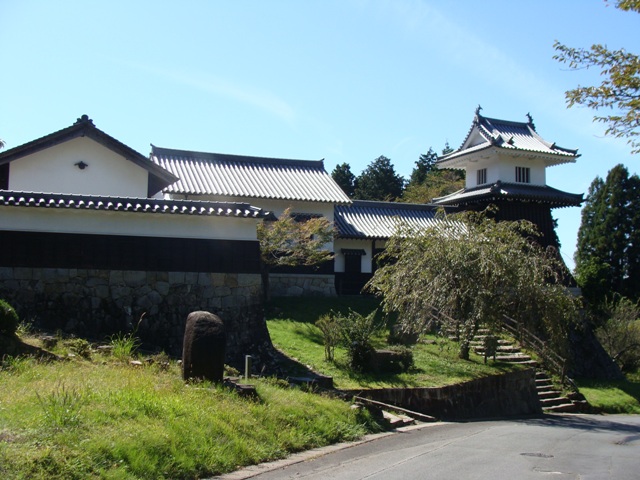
[
  {"xmin": 9, "ymin": 137, "xmax": 149, "ymax": 197},
  {"xmin": 464, "ymin": 155, "xmax": 547, "ymax": 188},
  {"xmin": 0, "ymin": 207, "xmax": 258, "ymax": 241},
  {"xmin": 496, "ymin": 155, "xmax": 546, "ymax": 185}
]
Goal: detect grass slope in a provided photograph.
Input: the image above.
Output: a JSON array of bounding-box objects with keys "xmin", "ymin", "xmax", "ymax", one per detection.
[
  {"xmin": 0, "ymin": 344, "xmax": 381, "ymax": 480},
  {"xmin": 267, "ymin": 297, "xmax": 521, "ymax": 390}
]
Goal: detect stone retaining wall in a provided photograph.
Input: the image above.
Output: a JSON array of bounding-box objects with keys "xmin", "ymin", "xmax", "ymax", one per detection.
[
  {"xmin": 269, "ymin": 273, "xmax": 336, "ymax": 296},
  {"xmin": 344, "ymin": 369, "xmax": 541, "ymax": 420},
  {"xmin": 0, "ymin": 267, "xmax": 270, "ymax": 364}
]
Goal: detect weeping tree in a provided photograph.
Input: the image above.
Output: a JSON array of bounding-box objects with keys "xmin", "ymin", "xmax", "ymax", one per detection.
[
  {"xmin": 257, "ymin": 208, "xmax": 335, "ymax": 301},
  {"xmin": 367, "ymin": 210, "xmax": 579, "ymax": 360}
]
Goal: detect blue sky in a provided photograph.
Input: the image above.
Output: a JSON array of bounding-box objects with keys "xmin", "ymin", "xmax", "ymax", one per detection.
[{"xmin": 1, "ymin": 1, "xmax": 638, "ymax": 269}]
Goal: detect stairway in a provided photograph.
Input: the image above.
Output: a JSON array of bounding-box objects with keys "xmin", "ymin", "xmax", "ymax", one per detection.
[{"xmin": 471, "ymin": 330, "xmax": 582, "ymax": 413}]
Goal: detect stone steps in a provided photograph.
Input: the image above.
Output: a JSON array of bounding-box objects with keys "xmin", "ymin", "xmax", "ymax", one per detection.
[{"xmin": 471, "ymin": 330, "xmax": 581, "ymax": 414}]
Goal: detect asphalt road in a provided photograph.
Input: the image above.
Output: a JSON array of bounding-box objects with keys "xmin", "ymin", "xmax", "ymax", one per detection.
[{"xmin": 220, "ymin": 414, "xmax": 640, "ymax": 480}]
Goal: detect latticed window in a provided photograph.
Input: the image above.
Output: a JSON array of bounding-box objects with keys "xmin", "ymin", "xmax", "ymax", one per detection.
[
  {"xmin": 476, "ymin": 168, "xmax": 487, "ymax": 185},
  {"xmin": 515, "ymin": 166, "xmax": 530, "ymax": 183}
]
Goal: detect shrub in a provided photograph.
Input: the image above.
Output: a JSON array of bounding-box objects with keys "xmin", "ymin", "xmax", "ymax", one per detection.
[
  {"xmin": 596, "ymin": 296, "xmax": 640, "ymax": 371},
  {"xmin": 369, "ymin": 346, "xmax": 414, "ymax": 373},
  {"xmin": 0, "ymin": 299, "xmax": 19, "ymax": 336},
  {"xmin": 65, "ymin": 338, "xmax": 92, "ymax": 359},
  {"xmin": 338, "ymin": 310, "xmax": 383, "ymax": 372},
  {"xmin": 316, "ymin": 313, "xmax": 342, "ymax": 361}
]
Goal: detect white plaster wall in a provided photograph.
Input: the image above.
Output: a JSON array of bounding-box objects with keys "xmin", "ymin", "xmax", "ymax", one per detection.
[
  {"xmin": 495, "ymin": 155, "xmax": 546, "ymax": 185},
  {"xmin": 0, "ymin": 207, "xmax": 258, "ymax": 240},
  {"xmin": 465, "ymin": 155, "xmax": 546, "ymax": 188},
  {"xmin": 9, "ymin": 137, "xmax": 149, "ymax": 197}
]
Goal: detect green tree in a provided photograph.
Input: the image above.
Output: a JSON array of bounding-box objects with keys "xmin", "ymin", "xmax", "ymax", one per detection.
[
  {"xmin": 595, "ymin": 296, "xmax": 640, "ymax": 371},
  {"xmin": 403, "ymin": 145, "xmax": 464, "ymax": 204},
  {"xmin": 257, "ymin": 208, "xmax": 335, "ymax": 301},
  {"xmin": 331, "ymin": 162, "xmax": 356, "ymax": 198},
  {"xmin": 575, "ymin": 164, "xmax": 640, "ymax": 305},
  {"xmin": 409, "ymin": 148, "xmax": 439, "ymax": 186},
  {"xmin": 354, "ymin": 155, "xmax": 405, "ymax": 201},
  {"xmin": 367, "ymin": 211, "xmax": 579, "ymax": 359},
  {"xmin": 553, "ymin": 1, "xmax": 640, "ymax": 154}
]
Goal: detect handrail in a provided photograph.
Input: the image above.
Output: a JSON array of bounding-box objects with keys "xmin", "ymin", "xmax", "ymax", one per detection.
[
  {"xmin": 501, "ymin": 315, "xmax": 578, "ymax": 392},
  {"xmin": 426, "ymin": 308, "xmax": 579, "ymax": 392}
]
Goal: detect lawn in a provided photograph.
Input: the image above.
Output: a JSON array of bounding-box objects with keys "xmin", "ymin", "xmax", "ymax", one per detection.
[
  {"xmin": 266, "ymin": 296, "xmax": 522, "ymax": 390},
  {"xmin": 577, "ymin": 371, "xmax": 640, "ymax": 414}
]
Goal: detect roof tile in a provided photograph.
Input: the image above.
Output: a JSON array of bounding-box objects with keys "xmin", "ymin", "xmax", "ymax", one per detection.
[{"xmin": 151, "ymin": 146, "xmax": 351, "ymax": 204}]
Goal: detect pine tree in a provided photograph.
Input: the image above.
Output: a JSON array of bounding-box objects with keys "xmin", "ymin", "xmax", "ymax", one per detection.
[
  {"xmin": 331, "ymin": 162, "xmax": 356, "ymax": 198},
  {"xmin": 575, "ymin": 164, "xmax": 640, "ymax": 304},
  {"xmin": 354, "ymin": 156, "xmax": 405, "ymax": 201}
]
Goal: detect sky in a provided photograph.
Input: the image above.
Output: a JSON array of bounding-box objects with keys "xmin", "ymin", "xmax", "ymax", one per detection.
[{"xmin": 1, "ymin": 0, "xmax": 638, "ymax": 270}]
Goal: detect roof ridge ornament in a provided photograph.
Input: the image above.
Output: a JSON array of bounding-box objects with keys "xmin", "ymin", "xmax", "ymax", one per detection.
[
  {"xmin": 75, "ymin": 114, "xmax": 94, "ymax": 126},
  {"xmin": 526, "ymin": 112, "xmax": 536, "ymax": 131},
  {"xmin": 474, "ymin": 105, "xmax": 483, "ymax": 123}
]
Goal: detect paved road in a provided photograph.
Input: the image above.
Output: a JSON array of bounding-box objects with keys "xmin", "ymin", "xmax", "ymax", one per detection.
[{"xmin": 224, "ymin": 414, "xmax": 640, "ymax": 480}]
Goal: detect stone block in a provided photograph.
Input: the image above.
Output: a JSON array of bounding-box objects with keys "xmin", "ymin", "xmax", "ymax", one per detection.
[
  {"xmin": 168, "ymin": 272, "xmax": 185, "ymax": 284},
  {"xmin": 109, "ymin": 271, "xmax": 124, "ymax": 284},
  {"xmin": 155, "ymin": 281, "xmax": 170, "ymax": 296},
  {"xmin": 124, "ymin": 270, "xmax": 146, "ymax": 287}
]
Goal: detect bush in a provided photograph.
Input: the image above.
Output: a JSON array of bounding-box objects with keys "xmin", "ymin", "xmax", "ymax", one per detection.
[
  {"xmin": 0, "ymin": 299, "xmax": 19, "ymax": 336},
  {"xmin": 337, "ymin": 310, "xmax": 383, "ymax": 373},
  {"xmin": 369, "ymin": 346, "xmax": 414, "ymax": 373},
  {"xmin": 65, "ymin": 338, "xmax": 92, "ymax": 359},
  {"xmin": 316, "ymin": 313, "xmax": 342, "ymax": 361},
  {"xmin": 596, "ymin": 296, "xmax": 640, "ymax": 371}
]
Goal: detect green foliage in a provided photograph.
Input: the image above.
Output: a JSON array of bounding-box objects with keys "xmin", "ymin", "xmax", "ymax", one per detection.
[
  {"xmin": 336, "ymin": 309, "xmax": 383, "ymax": 372},
  {"xmin": 575, "ymin": 164, "xmax": 640, "ymax": 305},
  {"xmin": 65, "ymin": 338, "xmax": 92, "ymax": 359},
  {"xmin": 367, "ymin": 210, "xmax": 580, "ymax": 359},
  {"xmin": 553, "ymin": 2, "xmax": 640, "ymax": 154},
  {"xmin": 331, "ymin": 162, "xmax": 356, "ymax": 198},
  {"xmin": 0, "ymin": 298, "xmax": 19, "ymax": 336},
  {"xmin": 315, "ymin": 314, "xmax": 341, "ymax": 361},
  {"xmin": 403, "ymin": 145, "xmax": 464, "ymax": 204},
  {"xmin": 354, "ymin": 155, "xmax": 405, "ymax": 201},
  {"xmin": 258, "ymin": 207, "xmax": 335, "ymax": 268},
  {"xmin": 595, "ymin": 296, "xmax": 640, "ymax": 371}
]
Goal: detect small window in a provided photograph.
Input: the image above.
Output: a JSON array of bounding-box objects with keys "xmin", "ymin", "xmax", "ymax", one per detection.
[
  {"xmin": 477, "ymin": 168, "xmax": 487, "ymax": 185},
  {"xmin": 515, "ymin": 166, "xmax": 530, "ymax": 183}
]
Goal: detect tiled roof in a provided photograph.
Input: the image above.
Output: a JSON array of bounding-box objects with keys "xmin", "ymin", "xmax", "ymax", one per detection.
[
  {"xmin": 0, "ymin": 190, "xmax": 269, "ymax": 218},
  {"xmin": 0, "ymin": 115, "xmax": 177, "ymax": 195},
  {"xmin": 151, "ymin": 146, "xmax": 351, "ymax": 204},
  {"xmin": 438, "ymin": 110, "xmax": 579, "ymax": 167},
  {"xmin": 432, "ymin": 181, "xmax": 583, "ymax": 207},
  {"xmin": 335, "ymin": 200, "xmax": 452, "ymax": 239}
]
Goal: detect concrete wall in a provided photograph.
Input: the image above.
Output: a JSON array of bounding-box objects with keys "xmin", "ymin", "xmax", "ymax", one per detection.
[
  {"xmin": 0, "ymin": 267, "xmax": 270, "ymax": 366},
  {"xmin": 344, "ymin": 369, "xmax": 541, "ymax": 420}
]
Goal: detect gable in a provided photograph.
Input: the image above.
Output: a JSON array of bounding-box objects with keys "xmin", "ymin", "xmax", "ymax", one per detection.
[
  {"xmin": 8, "ymin": 137, "xmax": 151, "ymax": 197},
  {"xmin": 0, "ymin": 115, "xmax": 177, "ymax": 197}
]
